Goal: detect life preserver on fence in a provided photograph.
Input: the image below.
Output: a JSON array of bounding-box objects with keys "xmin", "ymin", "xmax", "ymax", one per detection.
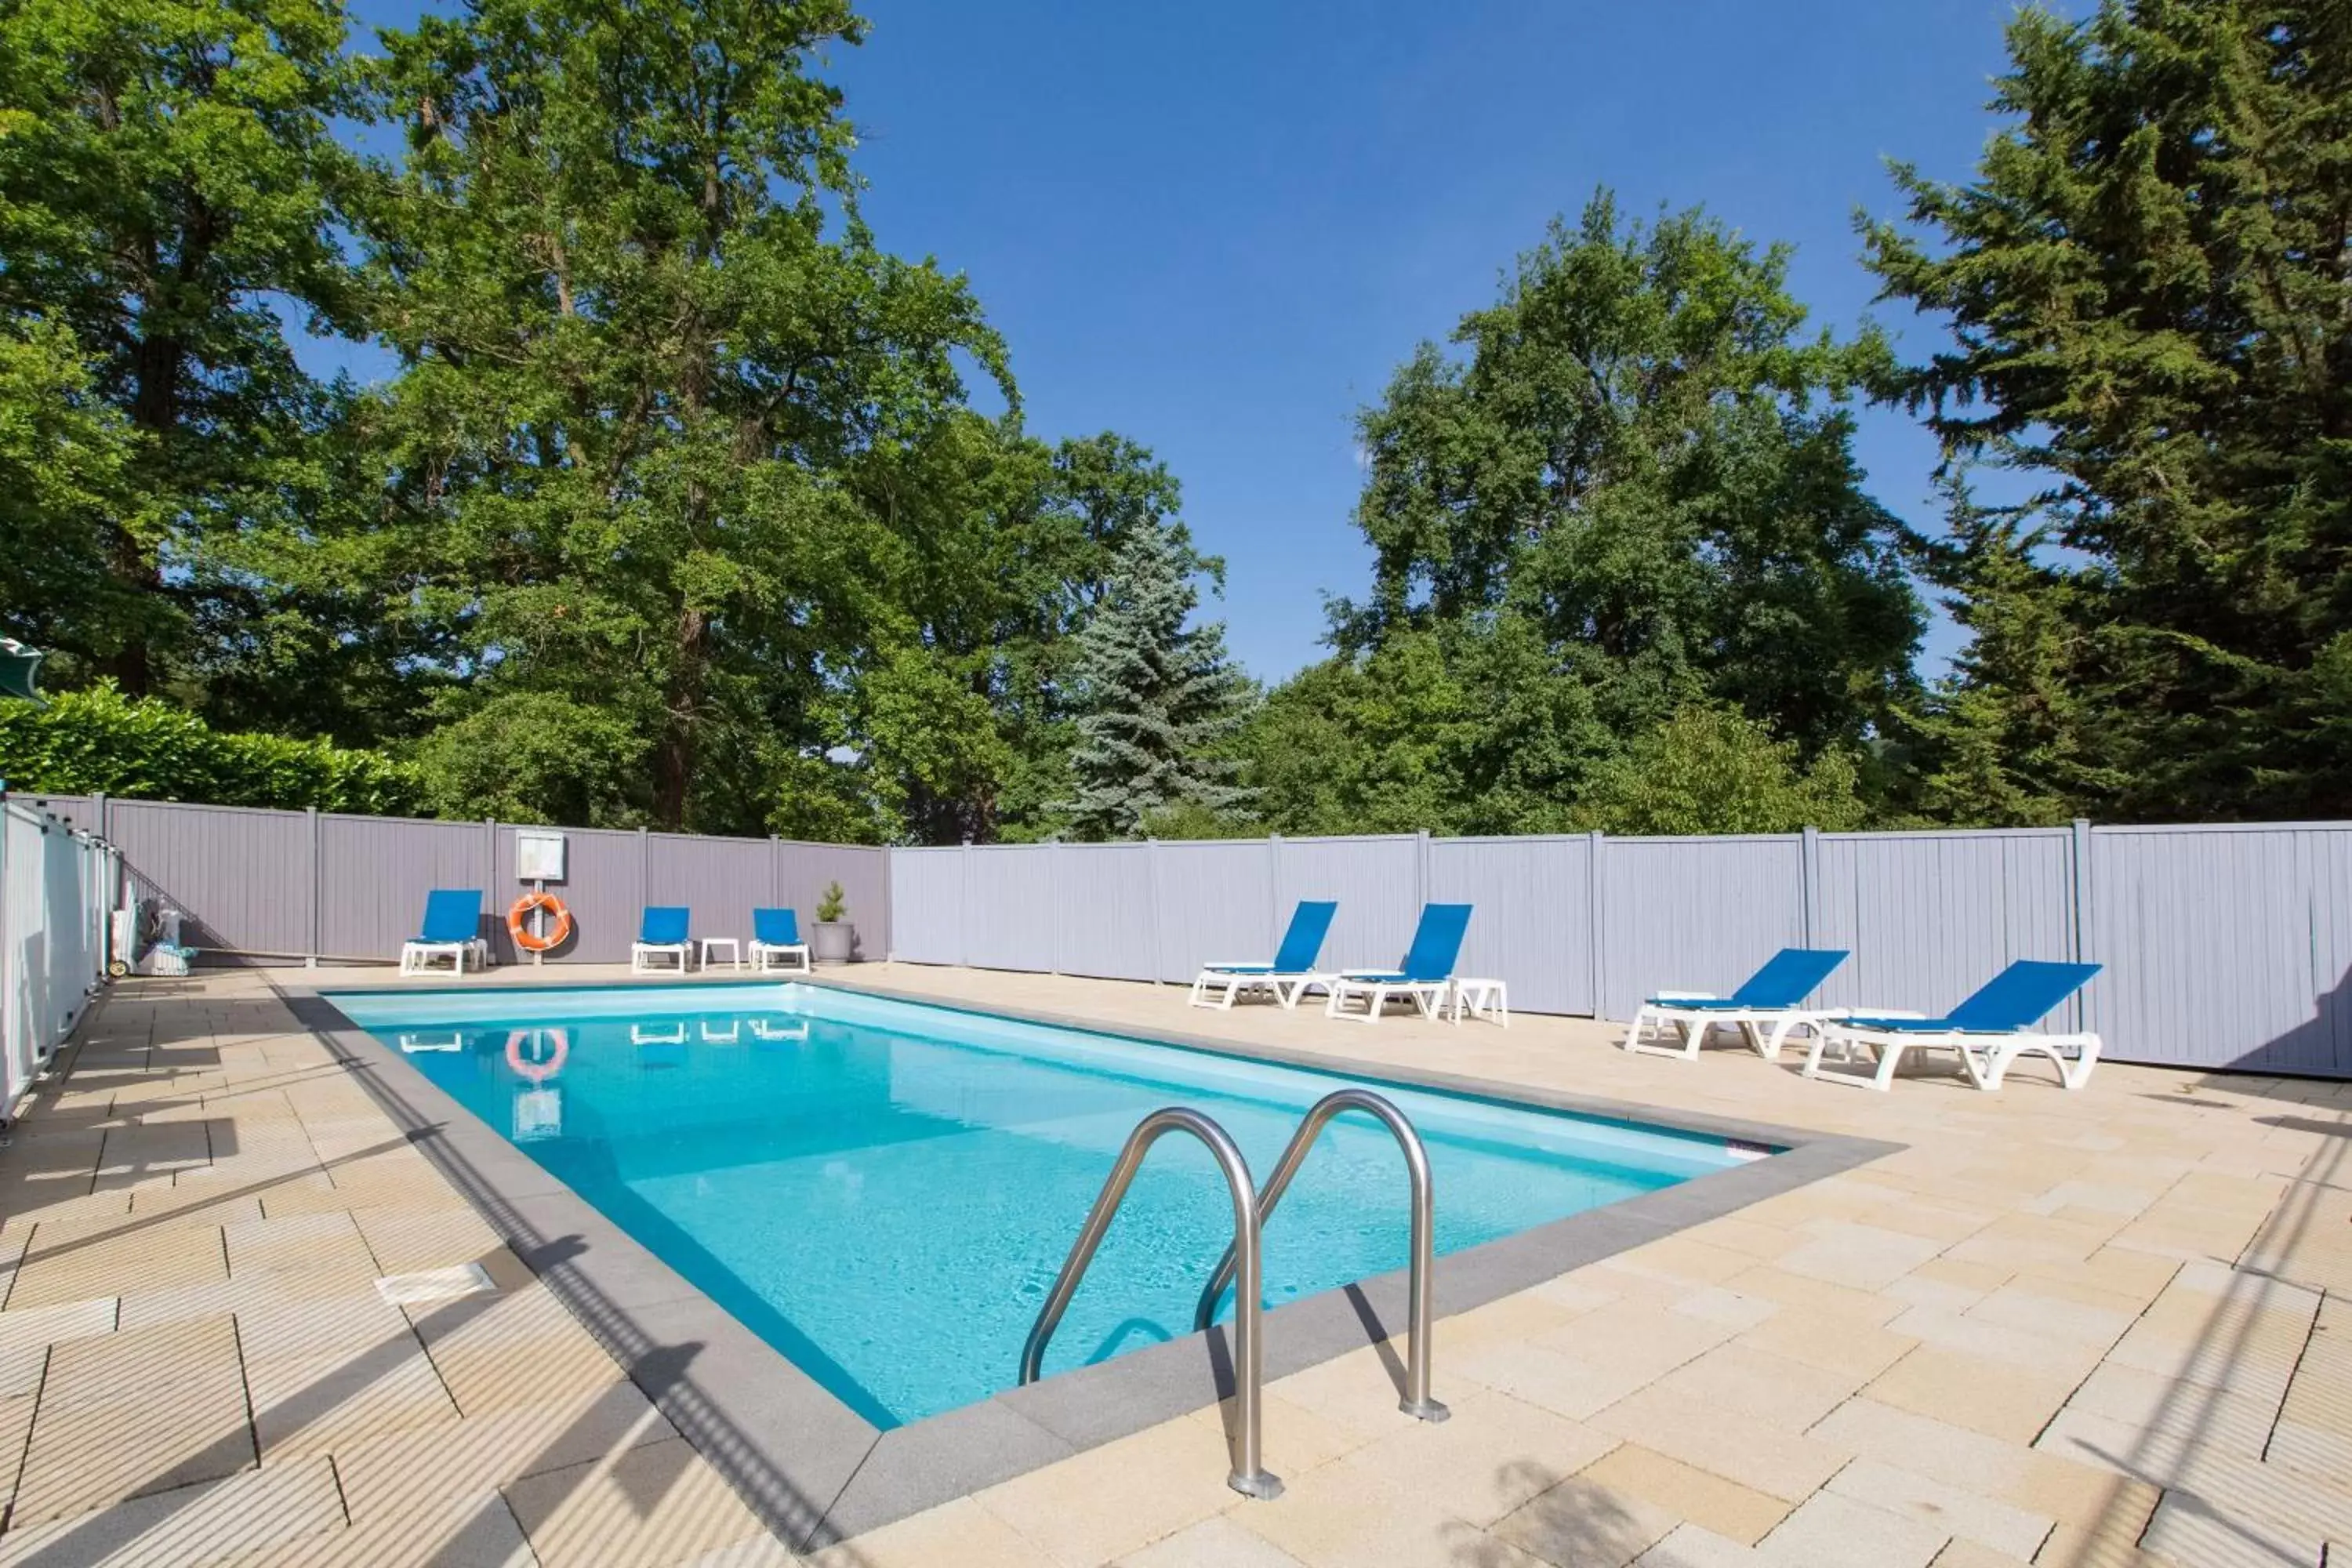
[
  {"xmin": 505, "ymin": 1027, "xmax": 568, "ymax": 1083},
  {"xmin": 507, "ymin": 891, "xmax": 573, "ymax": 953}
]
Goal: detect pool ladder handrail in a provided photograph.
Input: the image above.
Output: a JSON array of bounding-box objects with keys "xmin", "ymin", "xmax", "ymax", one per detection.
[
  {"xmin": 1194, "ymin": 1087, "xmax": 1450, "ymax": 1423},
  {"xmin": 1018, "ymin": 1106, "xmax": 1283, "ymax": 1499}
]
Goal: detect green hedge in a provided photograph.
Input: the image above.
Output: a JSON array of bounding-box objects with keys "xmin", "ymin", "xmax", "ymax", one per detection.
[{"xmin": 0, "ymin": 683, "xmax": 429, "ymax": 815}]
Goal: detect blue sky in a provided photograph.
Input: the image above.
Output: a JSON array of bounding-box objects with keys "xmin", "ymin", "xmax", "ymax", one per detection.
[{"xmin": 341, "ymin": 0, "xmax": 2029, "ymax": 683}]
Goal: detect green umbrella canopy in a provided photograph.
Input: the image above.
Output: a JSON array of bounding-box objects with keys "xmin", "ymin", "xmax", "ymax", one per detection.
[{"xmin": 0, "ymin": 638, "xmax": 43, "ymax": 703}]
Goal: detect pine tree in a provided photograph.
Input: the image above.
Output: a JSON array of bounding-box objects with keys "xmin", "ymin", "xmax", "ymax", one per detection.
[
  {"xmin": 1900, "ymin": 475, "xmax": 2116, "ymax": 826},
  {"xmin": 1063, "ymin": 522, "xmax": 1254, "ymax": 840},
  {"xmin": 1864, "ymin": 0, "xmax": 2352, "ymax": 818}
]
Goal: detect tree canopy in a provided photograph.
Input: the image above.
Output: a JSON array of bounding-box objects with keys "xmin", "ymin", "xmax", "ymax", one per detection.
[{"xmin": 2, "ymin": 0, "xmax": 2341, "ymax": 840}]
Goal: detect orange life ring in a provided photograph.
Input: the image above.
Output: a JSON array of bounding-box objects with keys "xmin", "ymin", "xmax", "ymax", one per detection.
[
  {"xmin": 507, "ymin": 891, "xmax": 573, "ymax": 953},
  {"xmin": 506, "ymin": 1027, "xmax": 568, "ymax": 1083}
]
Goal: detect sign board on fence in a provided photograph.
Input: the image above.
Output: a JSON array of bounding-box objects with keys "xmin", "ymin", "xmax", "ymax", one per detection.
[{"xmin": 514, "ymin": 830, "xmax": 566, "ymax": 882}]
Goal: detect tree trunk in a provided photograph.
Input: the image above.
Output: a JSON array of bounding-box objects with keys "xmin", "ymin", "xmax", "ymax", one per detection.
[
  {"xmin": 109, "ymin": 329, "xmax": 184, "ymax": 695},
  {"xmin": 652, "ymin": 606, "xmax": 710, "ymax": 829}
]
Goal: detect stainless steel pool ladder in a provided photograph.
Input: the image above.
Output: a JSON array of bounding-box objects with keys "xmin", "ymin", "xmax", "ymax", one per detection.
[
  {"xmin": 1017, "ymin": 1090, "xmax": 1446, "ymax": 1502},
  {"xmin": 1196, "ymin": 1087, "xmax": 1449, "ymax": 1424},
  {"xmin": 1018, "ymin": 1107, "xmax": 1283, "ymax": 1499}
]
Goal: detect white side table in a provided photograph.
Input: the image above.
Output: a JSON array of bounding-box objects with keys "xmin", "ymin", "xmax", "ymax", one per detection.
[
  {"xmin": 1450, "ymin": 978, "xmax": 1509, "ymax": 1026},
  {"xmin": 696, "ymin": 936, "xmax": 742, "ymax": 972}
]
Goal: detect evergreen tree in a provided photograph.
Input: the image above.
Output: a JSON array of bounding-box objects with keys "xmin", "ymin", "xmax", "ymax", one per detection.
[
  {"xmin": 1864, "ymin": 0, "xmax": 2352, "ymax": 819},
  {"xmin": 1063, "ymin": 521, "xmax": 1253, "ymax": 840},
  {"xmin": 1897, "ymin": 476, "xmax": 2114, "ymax": 826}
]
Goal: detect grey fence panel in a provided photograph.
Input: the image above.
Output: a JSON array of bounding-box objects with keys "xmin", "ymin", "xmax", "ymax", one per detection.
[
  {"xmin": 647, "ymin": 831, "xmax": 772, "ymax": 947},
  {"xmin": 1276, "ymin": 834, "xmax": 1421, "ymax": 975},
  {"xmin": 1052, "ymin": 842, "xmax": 1156, "ymax": 981},
  {"xmin": 317, "ymin": 813, "xmax": 490, "ymax": 961},
  {"xmin": 1599, "ymin": 835, "xmax": 1807, "ymax": 1021},
  {"xmin": 112, "ymin": 800, "xmax": 315, "ymax": 957},
  {"xmin": 963, "ymin": 844, "xmax": 1059, "ymax": 971},
  {"xmin": 2090, "ymin": 824, "xmax": 2352, "ymax": 1073},
  {"xmin": 492, "ymin": 826, "xmax": 643, "ymax": 964},
  {"xmin": 1428, "ymin": 836, "xmax": 1595, "ymax": 1015},
  {"xmin": 776, "ymin": 841, "xmax": 887, "ymax": 961},
  {"xmin": 1813, "ymin": 829, "xmax": 2076, "ymax": 1016},
  {"xmin": 888, "ymin": 848, "xmax": 966, "ymax": 964},
  {"xmin": 1152, "ymin": 840, "xmax": 1275, "ymax": 982}
]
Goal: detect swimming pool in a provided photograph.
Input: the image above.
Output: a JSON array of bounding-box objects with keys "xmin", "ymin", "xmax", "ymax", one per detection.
[{"xmin": 328, "ymin": 982, "xmax": 1756, "ymax": 1427}]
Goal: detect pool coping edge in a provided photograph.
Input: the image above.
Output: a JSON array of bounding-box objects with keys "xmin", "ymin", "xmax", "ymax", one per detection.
[{"xmin": 273, "ymin": 971, "xmax": 1901, "ymax": 1551}]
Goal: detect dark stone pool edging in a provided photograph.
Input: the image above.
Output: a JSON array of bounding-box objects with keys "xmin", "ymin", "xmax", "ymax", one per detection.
[{"xmin": 274, "ymin": 973, "xmax": 1900, "ymax": 1551}]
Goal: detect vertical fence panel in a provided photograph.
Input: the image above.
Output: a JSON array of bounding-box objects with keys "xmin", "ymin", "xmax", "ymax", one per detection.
[
  {"xmin": 1427, "ymin": 836, "xmax": 1595, "ymax": 1015},
  {"xmin": 646, "ymin": 832, "xmax": 773, "ymax": 949},
  {"xmin": 317, "ymin": 813, "xmax": 488, "ymax": 960},
  {"xmin": 1152, "ymin": 840, "xmax": 1276, "ymax": 982},
  {"xmin": 1275, "ymin": 834, "xmax": 1421, "ymax": 975},
  {"xmin": 1812, "ymin": 829, "xmax": 2075, "ymax": 1016},
  {"xmin": 112, "ymin": 801, "xmax": 314, "ymax": 957},
  {"xmin": 887, "ymin": 848, "xmax": 966, "ymax": 964},
  {"xmin": 2090, "ymin": 824, "xmax": 2352, "ymax": 1073},
  {"xmin": 1052, "ymin": 842, "xmax": 1156, "ymax": 981},
  {"xmin": 1598, "ymin": 836, "xmax": 1808, "ymax": 1020},
  {"xmin": 961, "ymin": 845, "xmax": 1060, "ymax": 971}
]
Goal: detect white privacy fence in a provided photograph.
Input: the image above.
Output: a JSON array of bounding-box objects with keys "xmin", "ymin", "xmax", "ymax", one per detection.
[
  {"xmin": 890, "ymin": 822, "xmax": 2352, "ymax": 1078},
  {"xmin": 2, "ymin": 797, "xmax": 118, "ymax": 1109}
]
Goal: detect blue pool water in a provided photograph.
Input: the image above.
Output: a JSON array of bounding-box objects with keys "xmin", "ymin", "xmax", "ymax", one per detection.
[{"xmin": 328, "ymin": 982, "xmax": 1752, "ymax": 1427}]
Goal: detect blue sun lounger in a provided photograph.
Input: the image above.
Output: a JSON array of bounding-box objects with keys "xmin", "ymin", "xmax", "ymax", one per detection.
[
  {"xmin": 631, "ymin": 906, "xmax": 692, "ymax": 973},
  {"xmin": 1325, "ymin": 903, "xmax": 1473, "ymax": 1024},
  {"xmin": 1190, "ymin": 900, "xmax": 1339, "ymax": 1010},
  {"xmin": 1623, "ymin": 947, "xmax": 1850, "ymax": 1062},
  {"xmin": 399, "ymin": 889, "xmax": 489, "ymax": 976},
  {"xmin": 1806, "ymin": 960, "xmax": 2103, "ymax": 1091},
  {"xmin": 750, "ymin": 908, "xmax": 811, "ymax": 974}
]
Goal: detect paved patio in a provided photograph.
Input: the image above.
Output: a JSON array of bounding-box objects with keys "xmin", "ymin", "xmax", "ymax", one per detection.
[{"xmin": 0, "ymin": 961, "xmax": 2346, "ymax": 1566}]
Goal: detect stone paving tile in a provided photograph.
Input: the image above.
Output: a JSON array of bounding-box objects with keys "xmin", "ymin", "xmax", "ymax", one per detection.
[
  {"xmin": 808, "ymin": 1496, "xmax": 1054, "ymax": 1568},
  {"xmin": 1648, "ymin": 1342, "xmax": 1872, "ymax": 1432},
  {"xmin": 1752, "ymin": 1489, "xmax": 1948, "ymax": 1568},
  {"xmin": 1491, "ymin": 1473, "xmax": 1680, "ymax": 1567},
  {"xmin": 1589, "ymin": 1388, "xmax": 1852, "ymax": 1504},
  {"xmin": 1577, "ymin": 1444, "xmax": 1789, "ymax": 1546},
  {"xmin": 1111, "ymin": 1514, "xmax": 1308, "ymax": 1568},
  {"xmin": 1769, "ymin": 1221, "xmax": 1945, "ymax": 1294},
  {"xmin": 1229, "ymin": 1460, "xmax": 1545, "ymax": 1568},
  {"xmin": 0, "ymin": 1454, "xmax": 344, "ymax": 1566},
  {"xmin": 500, "ymin": 1436, "xmax": 793, "ymax": 1568},
  {"xmin": 1862, "ymin": 1345, "xmax": 2085, "ymax": 1444},
  {"xmin": 1334, "ymin": 1389, "xmax": 1613, "ymax": 1529},
  {"xmin": 1632, "ymin": 1523, "xmax": 1767, "ymax": 1566},
  {"xmin": 971, "ymin": 1414, "xmax": 1250, "ymax": 1566},
  {"xmin": 1823, "ymin": 1459, "xmax": 2051, "ymax": 1559},
  {"xmin": 2, "ymin": 1222, "xmax": 225, "ymax": 1311},
  {"xmin": 12, "ymin": 1315, "xmax": 254, "ymax": 1525},
  {"xmin": 216, "ymin": 1486, "xmax": 538, "ymax": 1567}
]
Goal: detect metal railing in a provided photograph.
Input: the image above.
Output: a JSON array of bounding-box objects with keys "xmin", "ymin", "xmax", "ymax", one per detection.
[
  {"xmin": 1018, "ymin": 1106, "xmax": 1282, "ymax": 1499},
  {"xmin": 1194, "ymin": 1088, "xmax": 1447, "ymax": 1421}
]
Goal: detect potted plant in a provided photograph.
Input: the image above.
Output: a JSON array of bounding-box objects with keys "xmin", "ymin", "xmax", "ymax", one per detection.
[{"xmin": 811, "ymin": 880, "xmax": 855, "ymax": 963}]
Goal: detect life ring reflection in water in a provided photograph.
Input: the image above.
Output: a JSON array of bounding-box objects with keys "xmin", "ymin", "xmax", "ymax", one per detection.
[
  {"xmin": 505, "ymin": 1027, "xmax": 568, "ymax": 1083},
  {"xmin": 507, "ymin": 891, "xmax": 573, "ymax": 953}
]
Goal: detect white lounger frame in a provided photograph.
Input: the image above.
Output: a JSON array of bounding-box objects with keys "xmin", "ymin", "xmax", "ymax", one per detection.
[
  {"xmin": 750, "ymin": 939, "xmax": 812, "ymax": 975},
  {"xmin": 1622, "ymin": 990, "xmax": 1828, "ymax": 1062},
  {"xmin": 400, "ymin": 937, "xmax": 488, "ymax": 976},
  {"xmin": 631, "ymin": 941, "xmax": 691, "ymax": 974},
  {"xmin": 1803, "ymin": 1017, "xmax": 2103, "ymax": 1092},
  {"xmin": 1324, "ymin": 973, "xmax": 1450, "ymax": 1024},
  {"xmin": 1189, "ymin": 964, "xmax": 1330, "ymax": 1010}
]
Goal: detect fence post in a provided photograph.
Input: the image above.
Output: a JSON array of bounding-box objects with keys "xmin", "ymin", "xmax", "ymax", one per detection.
[
  {"xmin": 2071, "ymin": 818, "xmax": 2095, "ymax": 1032},
  {"xmin": 1799, "ymin": 825, "xmax": 1820, "ymax": 949},
  {"xmin": 1049, "ymin": 841, "xmax": 1063, "ymax": 976},
  {"xmin": 960, "ymin": 836, "xmax": 972, "ymax": 968},
  {"xmin": 638, "ymin": 827, "xmax": 652, "ymax": 935},
  {"xmin": 1145, "ymin": 837, "xmax": 1163, "ymax": 985},
  {"xmin": 1587, "ymin": 829, "xmax": 1606, "ymax": 1019},
  {"xmin": 1267, "ymin": 833, "xmax": 1283, "ymax": 948},
  {"xmin": 1415, "ymin": 828, "xmax": 1431, "ymax": 911},
  {"xmin": 307, "ymin": 808, "xmax": 322, "ymax": 967},
  {"xmin": 880, "ymin": 843, "xmax": 895, "ymax": 964}
]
